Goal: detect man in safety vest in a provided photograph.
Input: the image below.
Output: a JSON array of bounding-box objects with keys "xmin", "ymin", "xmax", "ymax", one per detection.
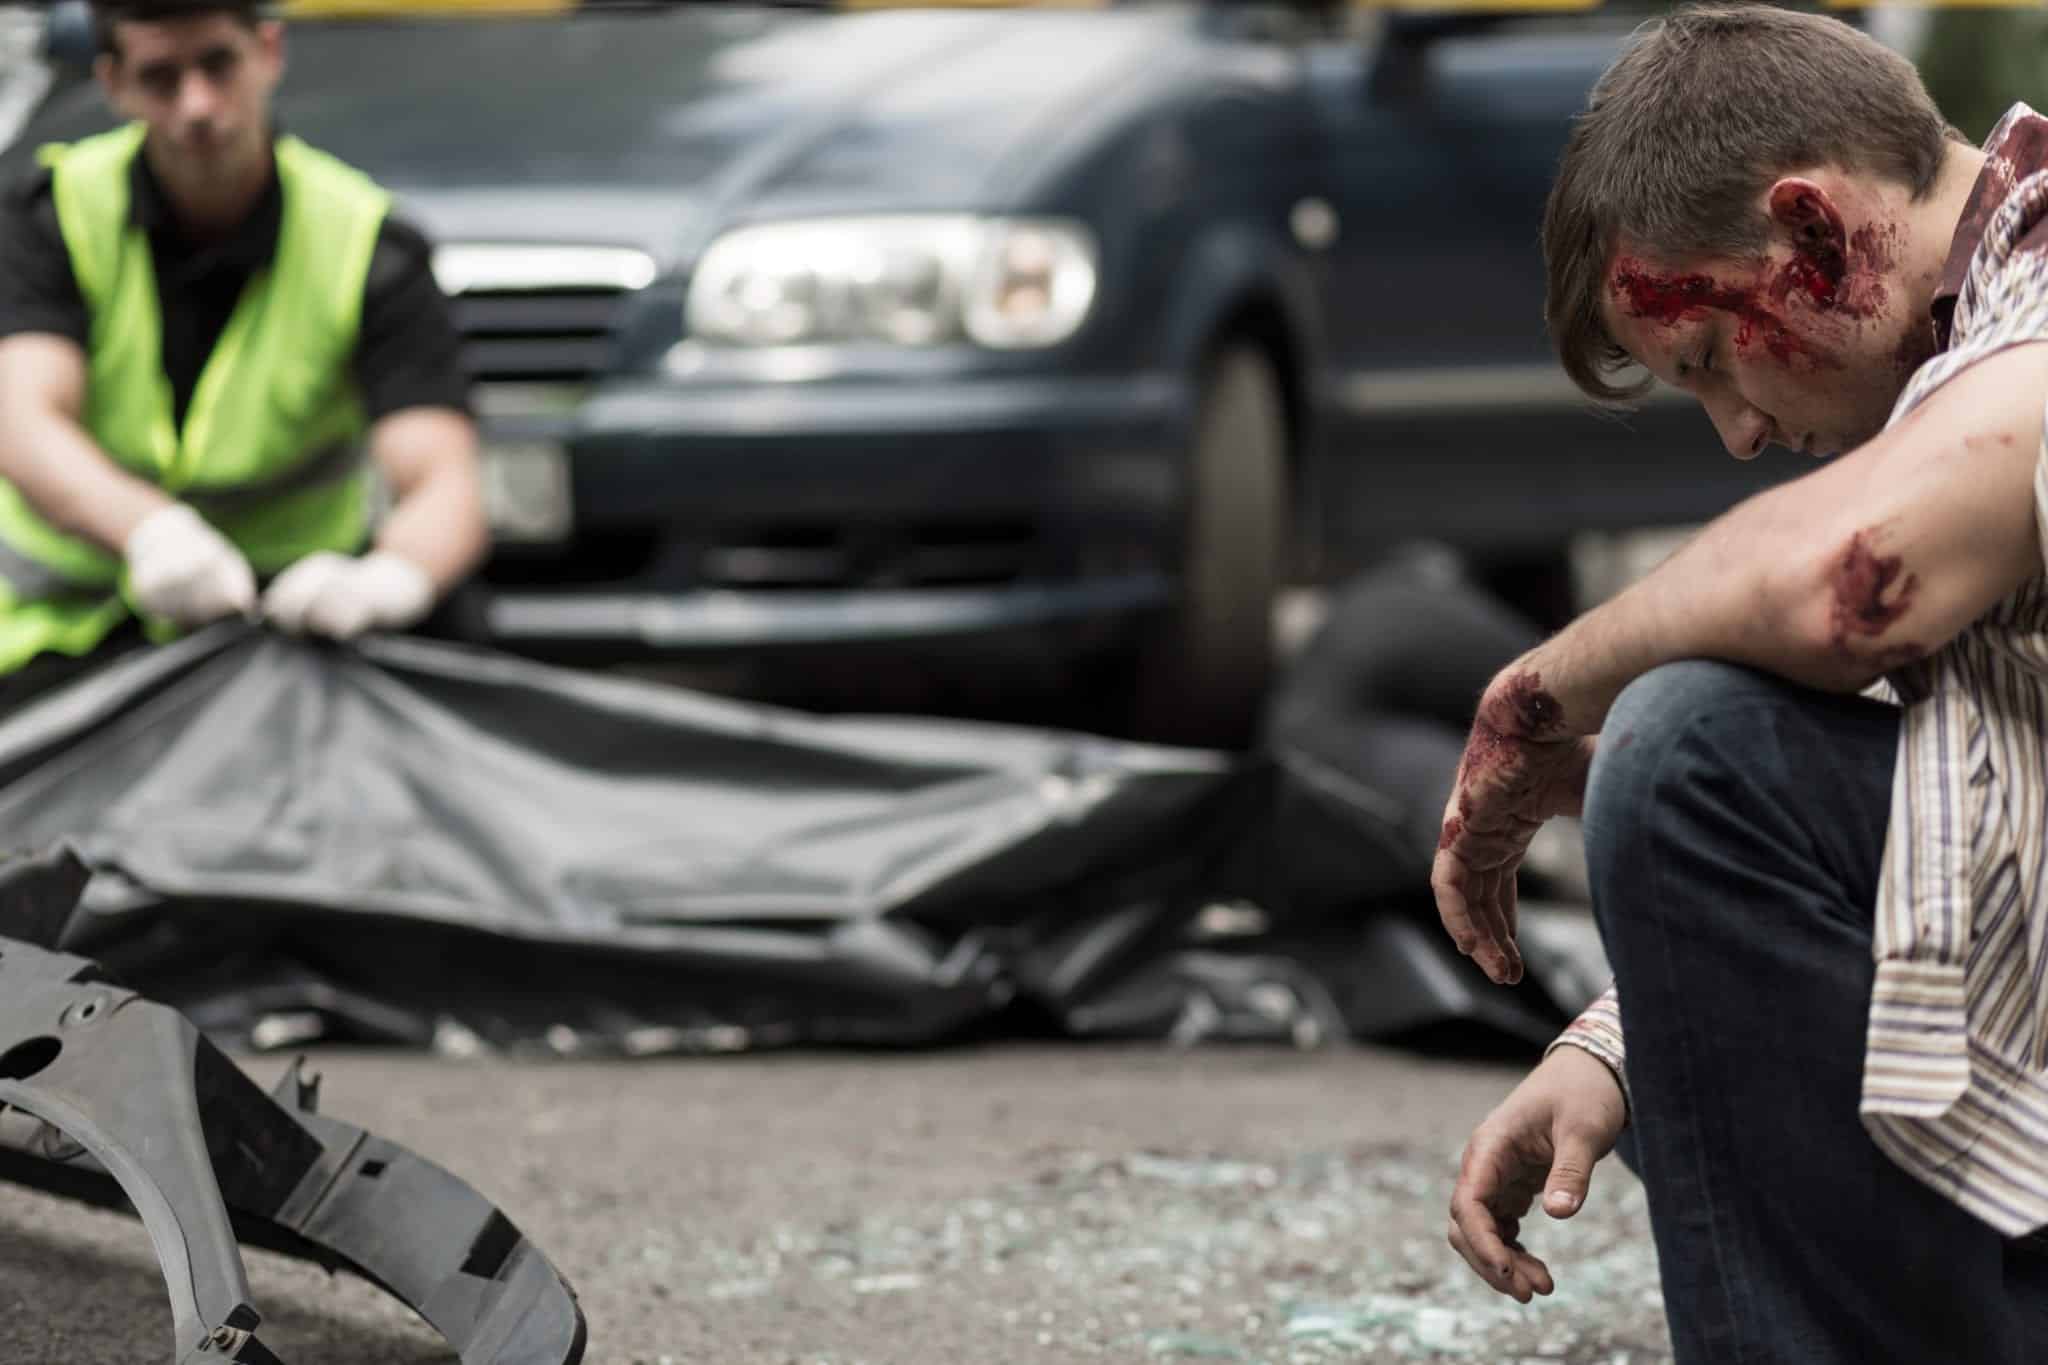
[{"xmin": 0, "ymin": 0, "xmax": 485, "ymax": 707}]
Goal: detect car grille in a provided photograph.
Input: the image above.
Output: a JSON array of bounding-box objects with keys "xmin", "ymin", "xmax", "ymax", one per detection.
[
  {"xmin": 453, "ymin": 290, "xmax": 624, "ymax": 383},
  {"xmin": 434, "ymin": 245, "xmax": 654, "ymax": 385},
  {"xmin": 701, "ymin": 520, "xmax": 1039, "ymax": 590},
  {"xmin": 483, "ymin": 520, "xmax": 1041, "ymax": 591}
]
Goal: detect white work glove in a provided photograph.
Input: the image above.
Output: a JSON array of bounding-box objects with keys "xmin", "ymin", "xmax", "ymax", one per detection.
[
  {"xmin": 260, "ymin": 550, "xmax": 435, "ymax": 641},
  {"xmin": 123, "ymin": 502, "xmax": 257, "ymax": 627}
]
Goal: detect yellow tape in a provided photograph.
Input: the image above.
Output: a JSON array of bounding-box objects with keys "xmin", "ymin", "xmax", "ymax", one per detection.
[
  {"xmin": 1350, "ymin": 0, "xmax": 1604, "ymax": 9},
  {"xmin": 836, "ymin": 0, "xmax": 1602, "ymax": 9},
  {"xmin": 281, "ymin": 0, "xmax": 574, "ymax": 16},
  {"xmin": 1835, "ymin": 0, "xmax": 2048, "ymax": 7},
  {"xmin": 838, "ymin": 0, "xmax": 1106, "ymax": 7},
  {"xmin": 273, "ymin": 0, "xmax": 2048, "ymax": 14}
]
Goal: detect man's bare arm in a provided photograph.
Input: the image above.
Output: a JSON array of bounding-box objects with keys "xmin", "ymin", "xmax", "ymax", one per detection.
[
  {"xmin": 0, "ymin": 333, "xmax": 173, "ymax": 549},
  {"xmin": 365, "ymin": 405, "xmax": 488, "ymax": 593},
  {"xmin": 1434, "ymin": 341, "xmax": 2048, "ymax": 984},
  {"xmin": 1513, "ymin": 340, "xmax": 2048, "ymax": 738}
]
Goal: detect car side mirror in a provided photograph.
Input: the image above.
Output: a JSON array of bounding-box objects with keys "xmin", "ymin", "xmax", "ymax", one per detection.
[{"xmin": 42, "ymin": 0, "xmax": 96, "ymax": 74}]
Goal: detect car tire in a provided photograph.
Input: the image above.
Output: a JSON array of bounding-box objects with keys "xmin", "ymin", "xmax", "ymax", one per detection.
[{"xmin": 1125, "ymin": 343, "xmax": 1287, "ymax": 750}]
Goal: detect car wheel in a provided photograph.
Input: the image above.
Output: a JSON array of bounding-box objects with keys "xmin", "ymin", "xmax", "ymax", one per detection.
[{"xmin": 1125, "ymin": 343, "xmax": 1287, "ymax": 749}]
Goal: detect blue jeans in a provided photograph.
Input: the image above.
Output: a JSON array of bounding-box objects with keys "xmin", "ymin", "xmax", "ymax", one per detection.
[{"xmin": 1585, "ymin": 661, "xmax": 2048, "ymax": 1365}]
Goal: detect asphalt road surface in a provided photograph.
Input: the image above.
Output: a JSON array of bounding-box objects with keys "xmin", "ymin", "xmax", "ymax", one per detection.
[{"xmin": 0, "ymin": 1044, "xmax": 1671, "ymax": 1364}]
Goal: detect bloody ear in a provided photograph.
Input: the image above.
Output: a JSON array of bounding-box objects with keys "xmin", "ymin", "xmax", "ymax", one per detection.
[{"xmin": 1767, "ymin": 178, "xmax": 1846, "ymax": 249}]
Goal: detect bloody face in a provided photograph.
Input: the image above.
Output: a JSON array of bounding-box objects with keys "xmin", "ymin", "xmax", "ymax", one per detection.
[{"xmin": 1601, "ymin": 219, "xmax": 1932, "ymax": 462}]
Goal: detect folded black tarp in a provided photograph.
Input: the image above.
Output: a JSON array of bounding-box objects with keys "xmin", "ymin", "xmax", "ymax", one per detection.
[{"xmin": 0, "ymin": 623, "xmax": 1593, "ymax": 1057}]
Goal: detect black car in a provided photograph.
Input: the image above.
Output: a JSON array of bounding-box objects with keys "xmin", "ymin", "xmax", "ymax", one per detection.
[{"xmin": 14, "ymin": 0, "xmax": 1790, "ymax": 745}]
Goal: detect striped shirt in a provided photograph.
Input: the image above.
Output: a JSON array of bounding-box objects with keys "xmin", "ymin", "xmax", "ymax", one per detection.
[{"xmin": 1555, "ymin": 103, "xmax": 2048, "ymax": 1237}]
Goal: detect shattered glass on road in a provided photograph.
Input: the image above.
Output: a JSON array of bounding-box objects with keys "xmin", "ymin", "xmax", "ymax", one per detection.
[
  {"xmin": 0, "ymin": 1022, "xmax": 1666, "ymax": 1365},
  {"xmin": 652, "ymin": 1135, "xmax": 1670, "ymax": 1363}
]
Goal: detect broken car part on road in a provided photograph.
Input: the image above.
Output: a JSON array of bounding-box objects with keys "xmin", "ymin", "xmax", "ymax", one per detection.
[{"xmin": 0, "ymin": 847, "xmax": 588, "ymax": 1365}]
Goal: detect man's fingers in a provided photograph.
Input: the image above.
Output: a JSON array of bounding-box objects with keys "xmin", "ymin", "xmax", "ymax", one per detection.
[
  {"xmin": 1448, "ymin": 1168, "xmax": 1522, "ymax": 1298},
  {"xmin": 1448, "ymin": 1209, "xmax": 1550, "ymax": 1303},
  {"xmin": 305, "ymin": 581, "xmax": 378, "ymax": 641},
  {"xmin": 1431, "ymin": 851, "xmax": 1486, "ymax": 960},
  {"xmin": 1446, "ymin": 1217, "xmax": 1524, "ymax": 1300},
  {"xmin": 1464, "ymin": 868, "xmax": 1522, "ymax": 984},
  {"xmin": 1544, "ymin": 1124, "xmax": 1604, "ymax": 1220},
  {"xmin": 1451, "ymin": 1120, "xmax": 1569, "ymax": 1302},
  {"xmin": 212, "ymin": 554, "xmax": 257, "ymax": 619},
  {"xmin": 1516, "ymin": 1248, "xmax": 1556, "ymax": 1297},
  {"xmin": 262, "ymin": 553, "xmax": 347, "ymax": 634},
  {"xmin": 1435, "ymin": 838, "xmax": 1530, "ymax": 986},
  {"xmin": 1487, "ymin": 870, "xmax": 1525, "ymax": 985},
  {"xmin": 1500, "ymin": 1228, "xmax": 1556, "ymax": 1297},
  {"xmin": 1448, "ymin": 1133, "xmax": 1516, "ymax": 1283}
]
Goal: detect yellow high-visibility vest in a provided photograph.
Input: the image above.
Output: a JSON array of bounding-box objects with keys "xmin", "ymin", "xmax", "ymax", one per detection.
[{"xmin": 0, "ymin": 122, "xmax": 389, "ymax": 672}]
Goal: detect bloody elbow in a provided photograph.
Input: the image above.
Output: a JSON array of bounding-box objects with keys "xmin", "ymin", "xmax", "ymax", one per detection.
[{"xmin": 1813, "ymin": 527, "xmax": 1927, "ymax": 681}]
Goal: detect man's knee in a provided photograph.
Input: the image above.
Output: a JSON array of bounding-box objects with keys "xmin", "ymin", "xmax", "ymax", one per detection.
[
  {"xmin": 1582, "ymin": 660, "xmax": 1782, "ymax": 874},
  {"xmin": 1583, "ymin": 659, "xmax": 1896, "ymax": 952},
  {"xmin": 1590, "ymin": 659, "xmax": 1767, "ymax": 793}
]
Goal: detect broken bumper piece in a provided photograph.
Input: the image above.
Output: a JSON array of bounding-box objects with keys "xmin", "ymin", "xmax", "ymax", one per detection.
[{"xmin": 0, "ymin": 847, "xmax": 588, "ymax": 1365}]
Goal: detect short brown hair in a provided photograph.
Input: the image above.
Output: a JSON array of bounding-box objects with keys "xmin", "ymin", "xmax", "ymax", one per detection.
[{"xmin": 1543, "ymin": 3, "xmax": 1962, "ymax": 403}]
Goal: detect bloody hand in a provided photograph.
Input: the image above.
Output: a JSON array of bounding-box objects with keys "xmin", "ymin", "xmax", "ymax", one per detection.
[{"xmin": 1430, "ymin": 670, "xmax": 1593, "ymax": 986}]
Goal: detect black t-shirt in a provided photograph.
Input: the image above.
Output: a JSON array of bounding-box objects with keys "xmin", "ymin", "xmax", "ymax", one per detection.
[{"xmin": 0, "ymin": 144, "xmax": 471, "ymax": 428}]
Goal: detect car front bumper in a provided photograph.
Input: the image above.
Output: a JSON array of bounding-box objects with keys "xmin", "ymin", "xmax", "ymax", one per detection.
[{"xmin": 477, "ymin": 369, "xmax": 1192, "ymax": 652}]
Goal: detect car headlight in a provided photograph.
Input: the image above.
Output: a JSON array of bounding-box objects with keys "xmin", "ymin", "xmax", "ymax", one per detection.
[{"xmin": 685, "ymin": 215, "xmax": 1097, "ymax": 351}]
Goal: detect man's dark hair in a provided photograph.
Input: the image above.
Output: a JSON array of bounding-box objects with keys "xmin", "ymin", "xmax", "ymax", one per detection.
[
  {"xmin": 91, "ymin": 0, "xmax": 262, "ymax": 58},
  {"xmin": 1543, "ymin": 2, "xmax": 1965, "ymax": 404}
]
